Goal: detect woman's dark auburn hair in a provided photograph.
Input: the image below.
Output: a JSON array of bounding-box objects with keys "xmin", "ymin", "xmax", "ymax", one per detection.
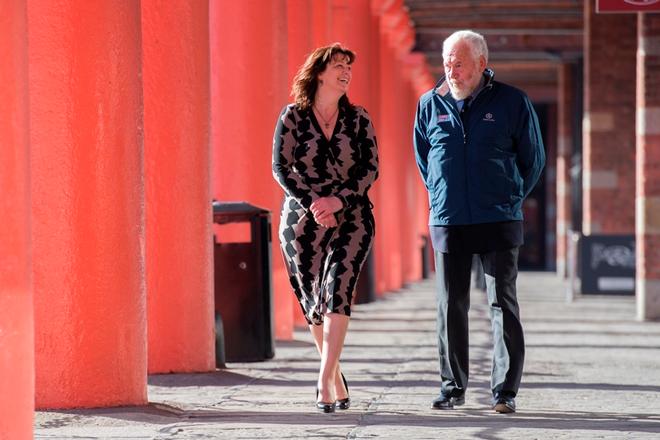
[{"xmin": 292, "ymin": 43, "xmax": 356, "ymax": 110}]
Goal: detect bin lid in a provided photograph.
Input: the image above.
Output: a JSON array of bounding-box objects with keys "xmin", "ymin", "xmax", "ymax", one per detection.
[{"xmin": 212, "ymin": 201, "xmax": 270, "ymax": 224}]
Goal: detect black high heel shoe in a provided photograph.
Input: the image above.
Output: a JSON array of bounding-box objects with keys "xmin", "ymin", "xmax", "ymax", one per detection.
[
  {"xmin": 337, "ymin": 373, "xmax": 350, "ymax": 410},
  {"xmin": 316, "ymin": 388, "xmax": 336, "ymax": 413}
]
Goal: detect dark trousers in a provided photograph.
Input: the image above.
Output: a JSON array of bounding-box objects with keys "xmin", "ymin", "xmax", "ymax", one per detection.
[{"xmin": 434, "ymin": 247, "xmax": 524, "ymax": 397}]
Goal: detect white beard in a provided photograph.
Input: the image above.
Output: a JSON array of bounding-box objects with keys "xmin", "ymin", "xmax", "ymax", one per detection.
[
  {"xmin": 449, "ymin": 87, "xmax": 470, "ymax": 100},
  {"xmin": 448, "ymin": 76, "xmax": 480, "ymax": 100}
]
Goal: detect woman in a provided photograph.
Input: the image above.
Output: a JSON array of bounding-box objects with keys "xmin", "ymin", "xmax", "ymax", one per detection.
[{"xmin": 272, "ymin": 43, "xmax": 378, "ymax": 413}]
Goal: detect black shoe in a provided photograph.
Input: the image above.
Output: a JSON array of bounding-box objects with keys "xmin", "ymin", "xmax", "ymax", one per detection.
[
  {"xmin": 316, "ymin": 388, "xmax": 336, "ymax": 413},
  {"xmin": 492, "ymin": 393, "xmax": 516, "ymax": 414},
  {"xmin": 431, "ymin": 392, "xmax": 465, "ymax": 410},
  {"xmin": 316, "ymin": 401, "xmax": 336, "ymax": 413},
  {"xmin": 337, "ymin": 373, "xmax": 350, "ymax": 410}
]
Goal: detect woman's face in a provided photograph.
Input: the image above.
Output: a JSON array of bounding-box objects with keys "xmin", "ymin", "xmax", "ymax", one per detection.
[{"xmin": 317, "ymin": 54, "xmax": 352, "ymax": 94}]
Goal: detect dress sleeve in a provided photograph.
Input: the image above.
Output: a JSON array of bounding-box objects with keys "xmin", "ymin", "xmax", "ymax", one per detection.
[
  {"xmin": 335, "ymin": 107, "xmax": 379, "ymax": 208},
  {"xmin": 272, "ymin": 105, "xmax": 321, "ymax": 210}
]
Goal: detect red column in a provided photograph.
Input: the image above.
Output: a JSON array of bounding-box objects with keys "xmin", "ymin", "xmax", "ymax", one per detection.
[
  {"xmin": 403, "ymin": 53, "xmax": 432, "ymax": 283},
  {"xmin": 377, "ymin": 30, "xmax": 404, "ymax": 292},
  {"xmin": 398, "ymin": 55, "xmax": 417, "ymax": 284},
  {"xmin": 556, "ymin": 63, "xmax": 575, "ymax": 277},
  {"xmin": 312, "ymin": 0, "xmax": 332, "ymax": 46},
  {"xmin": 0, "ymin": 0, "xmax": 33, "ymax": 436},
  {"xmin": 286, "ymin": 0, "xmax": 313, "ymax": 327},
  {"xmin": 377, "ymin": 3, "xmax": 415, "ymax": 291},
  {"xmin": 29, "ymin": 1, "xmax": 146, "ymax": 407},
  {"xmin": 636, "ymin": 14, "xmax": 660, "ymax": 320},
  {"xmin": 287, "ymin": 0, "xmax": 313, "ymax": 86},
  {"xmin": 331, "ymin": 0, "xmax": 373, "ymax": 111},
  {"xmin": 369, "ymin": 6, "xmax": 386, "ymax": 296},
  {"xmin": 142, "ymin": 0, "xmax": 215, "ymax": 373},
  {"xmin": 331, "ymin": 0, "xmax": 389, "ymax": 295},
  {"xmin": 409, "ymin": 54, "xmax": 436, "ymax": 280},
  {"xmin": 210, "ymin": 1, "xmax": 293, "ymax": 339},
  {"xmin": 368, "ymin": 6, "xmax": 382, "ymax": 139},
  {"xmin": 583, "ymin": 3, "xmax": 637, "ymax": 234}
]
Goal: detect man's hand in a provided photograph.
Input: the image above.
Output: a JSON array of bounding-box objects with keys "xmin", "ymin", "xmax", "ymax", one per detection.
[{"xmin": 310, "ymin": 196, "xmax": 343, "ymax": 228}]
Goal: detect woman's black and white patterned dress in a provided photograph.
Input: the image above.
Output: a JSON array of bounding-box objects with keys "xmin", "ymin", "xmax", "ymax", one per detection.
[{"xmin": 272, "ymin": 103, "xmax": 378, "ymax": 325}]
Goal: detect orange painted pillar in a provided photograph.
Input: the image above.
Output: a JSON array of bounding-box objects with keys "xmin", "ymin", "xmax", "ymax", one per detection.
[
  {"xmin": 331, "ymin": 0, "xmax": 373, "ymax": 110},
  {"xmin": 410, "ymin": 53, "xmax": 432, "ymax": 283},
  {"xmin": 376, "ymin": 2, "xmax": 414, "ymax": 292},
  {"xmin": 389, "ymin": 7, "xmax": 418, "ymax": 289},
  {"xmin": 142, "ymin": 0, "xmax": 215, "ymax": 373},
  {"xmin": 407, "ymin": 53, "xmax": 436, "ymax": 280},
  {"xmin": 401, "ymin": 55, "xmax": 421, "ymax": 284},
  {"xmin": 312, "ymin": 0, "xmax": 332, "ymax": 46},
  {"xmin": 332, "ymin": 0, "xmax": 386, "ymax": 296},
  {"xmin": 0, "ymin": 1, "xmax": 33, "ymax": 436},
  {"xmin": 210, "ymin": 1, "xmax": 293, "ymax": 340},
  {"xmin": 287, "ymin": 0, "xmax": 314, "ymax": 327},
  {"xmin": 402, "ymin": 27, "xmax": 418, "ymax": 285},
  {"xmin": 378, "ymin": 38, "xmax": 403, "ymax": 292},
  {"xmin": 29, "ymin": 1, "xmax": 146, "ymax": 407},
  {"xmin": 376, "ymin": 14, "xmax": 397, "ymax": 293},
  {"xmin": 403, "ymin": 82, "xmax": 418, "ymax": 283},
  {"xmin": 392, "ymin": 60, "xmax": 407, "ymax": 289},
  {"xmin": 391, "ymin": 28, "xmax": 415, "ymax": 285},
  {"xmin": 369, "ymin": 3, "xmax": 386, "ymax": 296},
  {"xmin": 287, "ymin": 0, "xmax": 313, "ymax": 87},
  {"xmin": 330, "ymin": 0, "xmax": 351, "ymax": 47}
]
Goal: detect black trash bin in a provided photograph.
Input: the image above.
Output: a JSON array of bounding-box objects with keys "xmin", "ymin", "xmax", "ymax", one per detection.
[{"xmin": 212, "ymin": 201, "xmax": 275, "ymax": 363}]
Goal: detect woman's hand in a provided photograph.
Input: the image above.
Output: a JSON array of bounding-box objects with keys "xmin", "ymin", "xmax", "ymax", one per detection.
[
  {"xmin": 315, "ymin": 212, "xmax": 338, "ymax": 228},
  {"xmin": 310, "ymin": 196, "xmax": 343, "ymax": 228}
]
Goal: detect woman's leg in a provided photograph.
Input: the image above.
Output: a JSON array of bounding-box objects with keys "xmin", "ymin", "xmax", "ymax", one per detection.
[
  {"xmin": 309, "ymin": 322, "xmax": 323, "ymax": 354},
  {"xmin": 315, "ymin": 205, "xmax": 373, "ymax": 403},
  {"xmin": 310, "ymin": 323, "xmax": 349, "ymax": 403},
  {"xmin": 316, "ymin": 313, "xmax": 350, "ymax": 403}
]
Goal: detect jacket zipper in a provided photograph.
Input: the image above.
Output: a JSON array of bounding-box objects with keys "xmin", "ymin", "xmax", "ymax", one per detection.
[{"xmin": 460, "ymin": 108, "xmax": 472, "ymax": 223}]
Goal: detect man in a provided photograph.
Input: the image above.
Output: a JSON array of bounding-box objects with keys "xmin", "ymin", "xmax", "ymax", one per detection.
[{"xmin": 413, "ymin": 30, "xmax": 545, "ymax": 414}]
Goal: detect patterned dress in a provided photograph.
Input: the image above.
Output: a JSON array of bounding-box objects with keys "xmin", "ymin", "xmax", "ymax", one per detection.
[{"xmin": 272, "ymin": 103, "xmax": 378, "ymax": 325}]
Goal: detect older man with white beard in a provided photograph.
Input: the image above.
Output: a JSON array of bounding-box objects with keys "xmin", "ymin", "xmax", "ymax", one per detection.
[{"xmin": 413, "ymin": 30, "xmax": 545, "ymax": 414}]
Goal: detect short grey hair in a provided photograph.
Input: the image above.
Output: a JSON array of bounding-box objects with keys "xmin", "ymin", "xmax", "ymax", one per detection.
[{"xmin": 442, "ymin": 30, "xmax": 489, "ymax": 63}]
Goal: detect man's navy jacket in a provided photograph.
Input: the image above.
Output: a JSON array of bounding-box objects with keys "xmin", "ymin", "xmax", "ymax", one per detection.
[{"xmin": 413, "ymin": 69, "xmax": 546, "ymax": 227}]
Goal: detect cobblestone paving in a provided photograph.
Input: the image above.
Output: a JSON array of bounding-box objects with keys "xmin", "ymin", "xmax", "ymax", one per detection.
[{"xmin": 35, "ymin": 272, "xmax": 660, "ymax": 439}]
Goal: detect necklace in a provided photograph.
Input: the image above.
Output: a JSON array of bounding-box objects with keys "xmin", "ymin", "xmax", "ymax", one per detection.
[{"xmin": 313, "ymin": 105, "xmax": 338, "ymax": 129}]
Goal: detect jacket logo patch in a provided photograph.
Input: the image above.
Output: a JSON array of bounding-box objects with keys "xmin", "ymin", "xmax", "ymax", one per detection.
[
  {"xmin": 437, "ymin": 114, "xmax": 451, "ymax": 122},
  {"xmin": 482, "ymin": 113, "xmax": 495, "ymax": 122}
]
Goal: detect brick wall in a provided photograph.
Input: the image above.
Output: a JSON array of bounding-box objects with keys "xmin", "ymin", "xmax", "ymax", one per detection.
[{"xmin": 582, "ymin": 2, "xmax": 637, "ymax": 234}]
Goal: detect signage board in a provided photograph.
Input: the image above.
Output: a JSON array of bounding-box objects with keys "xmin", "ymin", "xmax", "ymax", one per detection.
[
  {"xmin": 580, "ymin": 234, "xmax": 635, "ymax": 295},
  {"xmin": 596, "ymin": 0, "xmax": 660, "ymax": 13}
]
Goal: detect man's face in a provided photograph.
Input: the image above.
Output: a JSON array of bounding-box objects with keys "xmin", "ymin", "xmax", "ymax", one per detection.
[{"xmin": 443, "ymin": 41, "xmax": 485, "ymax": 100}]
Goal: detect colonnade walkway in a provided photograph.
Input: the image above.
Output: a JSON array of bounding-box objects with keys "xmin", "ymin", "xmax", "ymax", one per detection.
[{"xmin": 35, "ymin": 272, "xmax": 660, "ymax": 439}]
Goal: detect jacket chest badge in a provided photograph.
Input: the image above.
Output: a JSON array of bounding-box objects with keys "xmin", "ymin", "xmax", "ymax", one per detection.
[
  {"xmin": 437, "ymin": 114, "xmax": 451, "ymax": 123},
  {"xmin": 482, "ymin": 112, "xmax": 495, "ymax": 122}
]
